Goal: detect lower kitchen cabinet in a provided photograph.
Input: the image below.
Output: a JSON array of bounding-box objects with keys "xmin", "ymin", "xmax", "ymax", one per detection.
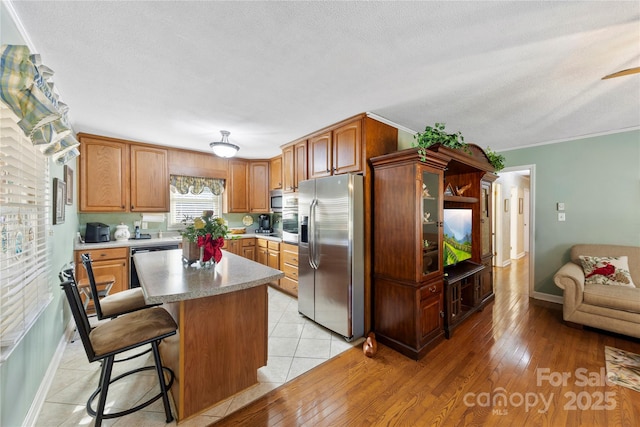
[
  {"xmin": 223, "ymin": 238, "xmax": 255, "ymax": 261},
  {"xmin": 257, "ymin": 239, "xmax": 281, "ymax": 287},
  {"xmin": 278, "ymin": 242, "xmax": 299, "ymax": 296},
  {"xmin": 73, "ymin": 247, "xmax": 129, "ymax": 309}
]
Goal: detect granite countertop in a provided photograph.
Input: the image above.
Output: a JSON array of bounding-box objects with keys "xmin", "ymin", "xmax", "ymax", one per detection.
[
  {"xmin": 74, "ymin": 232, "xmax": 282, "ymax": 251},
  {"xmin": 133, "ymin": 249, "xmax": 284, "ymax": 304}
]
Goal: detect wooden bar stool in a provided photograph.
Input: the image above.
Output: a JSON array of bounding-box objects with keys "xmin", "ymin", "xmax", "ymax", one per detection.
[
  {"xmin": 59, "ymin": 278, "xmax": 176, "ymax": 427},
  {"xmin": 77, "ymin": 274, "xmax": 115, "ymax": 311}
]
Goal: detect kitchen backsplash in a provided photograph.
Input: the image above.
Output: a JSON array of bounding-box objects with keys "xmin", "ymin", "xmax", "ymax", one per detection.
[{"xmin": 78, "ymin": 212, "xmax": 282, "ymax": 239}]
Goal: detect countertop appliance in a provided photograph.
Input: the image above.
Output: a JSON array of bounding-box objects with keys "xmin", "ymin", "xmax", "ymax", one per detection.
[
  {"xmin": 257, "ymin": 214, "xmax": 272, "ymax": 233},
  {"xmin": 85, "ymin": 222, "xmax": 110, "ymax": 243},
  {"xmin": 298, "ymin": 174, "xmax": 364, "ymax": 341},
  {"xmin": 130, "ymin": 244, "xmax": 179, "ymax": 288}
]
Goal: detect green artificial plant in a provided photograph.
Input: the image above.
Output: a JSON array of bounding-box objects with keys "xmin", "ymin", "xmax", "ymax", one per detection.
[
  {"xmin": 484, "ymin": 147, "xmax": 505, "ymax": 172},
  {"xmin": 413, "ymin": 122, "xmax": 469, "ymax": 161}
]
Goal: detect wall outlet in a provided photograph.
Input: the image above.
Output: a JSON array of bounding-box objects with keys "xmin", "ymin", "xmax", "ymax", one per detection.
[
  {"xmin": 558, "ymin": 212, "xmax": 566, "ymax": 221},
  {"xmin": 557, "ymin": 202, "xmax": 565, "ymax": 211},
  {"xmin": 142, "ymin": 222, "xmax": 148, "ymax": 229}
]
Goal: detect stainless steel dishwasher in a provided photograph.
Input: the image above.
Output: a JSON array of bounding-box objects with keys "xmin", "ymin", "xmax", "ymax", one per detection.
[{"xmin": 130, "ymin": 244, "xmax": 179, "ymax": 288}]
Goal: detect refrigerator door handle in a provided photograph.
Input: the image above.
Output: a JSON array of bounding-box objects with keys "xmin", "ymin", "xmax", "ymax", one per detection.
[{"xmin": 309, "ymin": 198, "xmax": 318, "ymax": 270}]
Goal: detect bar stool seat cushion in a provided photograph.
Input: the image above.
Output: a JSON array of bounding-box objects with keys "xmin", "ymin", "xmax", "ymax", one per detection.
[
  {"xmin": 90, "ymin": 307, "xmax": 177, "ymax": 357},
  {"xmin": 100, "ymin": 288, "xmax": 148, "ymax": 319}
]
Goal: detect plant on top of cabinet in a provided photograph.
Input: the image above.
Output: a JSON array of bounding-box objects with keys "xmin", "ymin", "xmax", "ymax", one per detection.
[
  {"xmin": 413, "ymin": 122, "xmax": 469, "ymax": 161},
  {"xmin": 484, "ymin": 147, "xmax": 505, "ymax": 172}
]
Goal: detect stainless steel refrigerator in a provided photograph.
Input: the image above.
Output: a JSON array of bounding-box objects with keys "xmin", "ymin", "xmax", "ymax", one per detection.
[{"xmin": 298, "ymin": 174, "xmax": 364, "ymax": 341}]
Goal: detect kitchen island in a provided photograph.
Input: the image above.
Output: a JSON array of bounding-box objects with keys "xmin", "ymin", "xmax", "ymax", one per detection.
[{"xmin": 133, "ymin": 249, "xmax": 284, "ymax": 422}]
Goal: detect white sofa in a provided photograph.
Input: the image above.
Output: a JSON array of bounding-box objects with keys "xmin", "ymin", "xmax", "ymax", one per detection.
[{"xmin": 553, "ymin": 244, "xmax": 640, "ymax": 338}]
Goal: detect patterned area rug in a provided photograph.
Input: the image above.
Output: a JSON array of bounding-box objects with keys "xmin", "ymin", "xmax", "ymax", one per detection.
[{"xmin": 605, "ymin": 346, "xmax": 640, "ymax": 392}]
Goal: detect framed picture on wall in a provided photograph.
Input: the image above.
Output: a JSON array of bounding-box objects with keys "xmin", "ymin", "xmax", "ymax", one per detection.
[
  {"xmin": 64, "ymin": 165, "xmax": 73, "ymax": 205},
  {"xmin": 53, "ymin": 178, "xmax": 66, "ymax": 224}
]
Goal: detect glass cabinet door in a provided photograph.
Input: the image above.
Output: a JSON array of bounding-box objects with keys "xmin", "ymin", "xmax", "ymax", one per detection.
[{"xmin": 421, "ymin": 169, "xmax": 441, "ymax": 276}]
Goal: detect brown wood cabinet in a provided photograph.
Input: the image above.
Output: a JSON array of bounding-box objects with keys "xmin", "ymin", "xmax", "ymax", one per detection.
[
  {"xmin": 270, "ymin": 156, "xmax": 282, "ymax": 190},
  {"xmin": 279, "ymin": 242, "xmax": 298, "ymax": 296},
  {"xmin": 78, "ymin": 133, "xmax": 169, "ymax": 213},
  {"xmin": 227, "ymin": 160, "xmax": 271, "ymax": 214},
  {"xmin": 308, "ymin": 119, "xmax": 362, "ymax": 179},
  {"xmin": 282, "ymin": 139, "xmax": 308, "ymax": 193},
  {"xmin": 256, "ymin": 238, "xmax": 280, "ymax": 287},
  {"xmin": 73, "ymin": 247, "xmax": 129, "ymax": 302},
  {"xmin": 79, "ymin": 135, "xmax": 128, "ymax": 212},
  {"xmin": 371, "ymin": 149, "xmax": 449, "ymax": 360},
  {"xmin": 226, "ymin": 159, "xmax": 249, "ymax": 213},
  {"xmin": 249, "ymin": 161, "xmax": 270, "ymax": 213},
  {"xmin": 371, "ymin": 144, "xmax": 497, "ymax": 359},
  {"xmin": 167, "ymin": 148, "xmax": 228, "ymax": 179},
  {"xmin": 223, "ymin": 237, "xmax": 255, "ymax": 261},
  {"xmin": 130, "ymin": 145, "xmax": 169, "ymax": 212}
]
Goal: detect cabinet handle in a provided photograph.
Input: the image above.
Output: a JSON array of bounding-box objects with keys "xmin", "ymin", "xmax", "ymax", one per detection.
[
  {"xmin": 430, "ymin": 286, "xmax": 437, "ymax": 293},
  {"xmin": 440, "ymin": 311, "xmax": 444, "ymax": 318},
  {"xmin": 121, "ymin": 205, "xmax": 125, "ymax": 209},
  {"xmin": 131, "ymin": 205, "xmax": 135, "ymax": 210}
]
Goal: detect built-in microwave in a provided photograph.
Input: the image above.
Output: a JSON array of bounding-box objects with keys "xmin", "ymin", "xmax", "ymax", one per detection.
[{"xmin": 270, "ymin": 190, "xmax": 283, "ymax": 213}]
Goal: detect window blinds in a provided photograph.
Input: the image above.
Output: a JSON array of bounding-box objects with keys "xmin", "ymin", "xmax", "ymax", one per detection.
[{"xmin": 0, "ymin": 102, "xmax": 53, "ymax": 363}]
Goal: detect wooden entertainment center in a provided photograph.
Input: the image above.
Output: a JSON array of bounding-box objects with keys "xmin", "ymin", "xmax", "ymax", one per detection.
[{"xmin": 371, "ymin": 144, "xmax": 497, "ymax": 360}]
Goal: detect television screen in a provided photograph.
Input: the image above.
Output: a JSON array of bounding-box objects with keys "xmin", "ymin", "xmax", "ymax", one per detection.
[{"xmin": 443, "ymin": 208, "xmax": 472, "ymax": 267}]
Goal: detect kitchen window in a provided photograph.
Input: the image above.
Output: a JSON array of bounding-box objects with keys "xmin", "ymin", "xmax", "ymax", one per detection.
[
  {"xmin": 0, "ymin": 103, "xmax": 53, "ymax": 362},
  {"xmin": 168, "ymin": 175, "xmax": 225, "ymax": 228}
]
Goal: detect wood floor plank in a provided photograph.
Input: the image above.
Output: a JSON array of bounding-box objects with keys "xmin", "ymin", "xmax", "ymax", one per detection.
[{"xmin": 212, "ymin": 256, "xmax": 640, "ymax": 426}]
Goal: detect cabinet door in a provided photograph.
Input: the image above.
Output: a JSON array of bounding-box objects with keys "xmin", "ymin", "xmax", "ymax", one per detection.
[
  {"xmin": 419, "ymin": 283, "xmax": 443, "ymax": 344},
  {"xmin": 74, "ymin": 251, "xmax": 129, "ymax": 296},
  {"xmin": 130, "ymin": 145, "xmax": 169, "ymax": 212},
  {"xmin": 249, "ymin": 161, "xmax": 269, "ymax": 213},
  {"xmin": 294, "ymin": 140, "xmax": 308, "ymax": 190},
  {"xmin": 242, "ymin": 246, "xmax": 256, "ymax": 261},
  {"xmin": 79, "ymin": 137, "xmax": 128, "ymax": 212},
  {"xmin": 227, "ymin": 159, "xmax": 249, "ymax": 213},
  {"xmin": 333, "ymin": 119, "xmax": 362, "ymax": 175},
  {"xmin": 257, "ymin": 246, "xmax": 269, "ymax": 266},
  {"xmin": 270, "ymin": 156, "xmax": 283, "ymax": 190},
  {"xmin": 308, "ymin": 131, "xmax": 332, "ymax": 179},
  {"xmin": 420, "ymin": 167, "xmax": 443, "ymax": 279},
  {"xmin": 282, "ymin": 145, "xmax": 295, "ymax": 192},
  {"xmin": 267, "ymin": 249, "xmax": 280, "ymax": 270}
]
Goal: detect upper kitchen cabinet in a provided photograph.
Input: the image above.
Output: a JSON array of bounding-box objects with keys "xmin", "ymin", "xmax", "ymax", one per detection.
[
  {"xmin": 79, "ymin": 133, "xmax": 169, "ymax": 213},
  {"xmin": 281, "ymin": 139, "xmax": 307, "ymax": 193},
  {"xmin": 249, "ymin": 161, "xmax": 270, "ymax": 213},
  {"xmin": 308, "ymin": 119, "xmax": 362, "ymax": 178},
  {"xmin": 79, "ymin": 135, "xmax": 128, "ymax": 212},
  {"xmin": 226, "ymin": 159, "xmax": 249, "ymax": 213},
  {"xmin": 130, "ymin": 145, "xmax": 169, "ymax": 212},
  {"xmin": 269, "ymin": 156, "xmax": 282, "ymax": 190},
  {"xmin": 226, "ymin": 159, "xmax": 270, "ymax": 213}
]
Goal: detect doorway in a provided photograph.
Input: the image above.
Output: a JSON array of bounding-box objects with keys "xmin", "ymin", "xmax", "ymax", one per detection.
[{"xmin": 492, "ymin": 166, "xmax": 534, "ymax": 296}]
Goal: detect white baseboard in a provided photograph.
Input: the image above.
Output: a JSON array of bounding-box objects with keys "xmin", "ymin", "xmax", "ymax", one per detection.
[
  {"xmin": 500, "ymin": 259, "xmax": 511, "ymax": 268},
  {"xmin": 532, "ymin": 291, "xmax": 563, "ymax": 305},
  {"xmin": 23, "ymin": 320, "xmax": 74, "ymax": 427},
  {"xmin": 514, "ymin": 252, "xmax": 526, "ymax": 259}
]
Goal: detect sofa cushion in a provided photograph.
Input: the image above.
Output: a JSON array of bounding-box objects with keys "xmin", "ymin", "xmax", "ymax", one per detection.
[
  {"xmin": 571, "ymin": 244, "xmax": 640, "ymax": 287},
  {"xmin": 579, "ymin": 255, "xmax": 635, "ymax": 287},
  {"xmin": 583, "ymin": 284, "xmax": 640, "ymax": 313}
]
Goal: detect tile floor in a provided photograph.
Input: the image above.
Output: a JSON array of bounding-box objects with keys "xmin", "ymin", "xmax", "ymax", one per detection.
[{"xmin": 36, "ymin": 287, "xmax": 362, "ymax": 426}]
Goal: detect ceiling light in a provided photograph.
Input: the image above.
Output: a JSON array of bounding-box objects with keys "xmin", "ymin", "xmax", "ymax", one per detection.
[{"xmin": 209, "ymin": 130, "xmax": 239, "ymax": 158}]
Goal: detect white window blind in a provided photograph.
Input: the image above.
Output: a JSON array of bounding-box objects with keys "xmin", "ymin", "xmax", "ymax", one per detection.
[
  {"xmin": 0, "ymin": 102, "xmax": 53, "ymax": 363},
  {"xmin": 169, "ymin": 187, "xmax": 223, "ymax": 228}
]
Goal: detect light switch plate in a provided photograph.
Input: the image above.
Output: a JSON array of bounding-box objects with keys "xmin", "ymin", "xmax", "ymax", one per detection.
[
  {"xmin": 558, "ymin": 212, "xmax": 566, "ymax": 221},
  {"xmin": 557, "ymin": 202, "xmax": 565, "ymax": 211}
]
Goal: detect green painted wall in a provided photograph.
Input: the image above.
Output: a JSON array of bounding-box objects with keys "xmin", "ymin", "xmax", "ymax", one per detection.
[{"xmin": 503, "ymin": 130, "xmax": 640, "ymax": 295}]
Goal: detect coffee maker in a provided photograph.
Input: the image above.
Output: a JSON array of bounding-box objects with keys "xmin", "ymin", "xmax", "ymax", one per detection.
[{"xmin": 257, "ymin": 214, "xmax": 272, "ymax": 233}]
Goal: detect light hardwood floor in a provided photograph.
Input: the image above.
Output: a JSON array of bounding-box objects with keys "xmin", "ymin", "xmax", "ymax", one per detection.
[{"xmin": 212, "ymin": 256, "xmax": 640, "ymax": 426}]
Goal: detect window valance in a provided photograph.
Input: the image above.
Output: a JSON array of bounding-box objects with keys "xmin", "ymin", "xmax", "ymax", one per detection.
[
  {"xmin": 170, "ymin": 175, "xmax": 225, "ymax": 195},
  {"xmin": 0, "ymin": 44, "xmax": 79, "ymax": 164}
]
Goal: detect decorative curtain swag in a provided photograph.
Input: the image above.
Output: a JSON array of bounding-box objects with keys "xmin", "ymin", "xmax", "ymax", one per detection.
[
  {"xmin": 0, "ymin": 44, "xmax": 79, "ymax": 164},
  {"xmin": 170, "ymin": 175, "xmax": 225, "ymax": 195}
]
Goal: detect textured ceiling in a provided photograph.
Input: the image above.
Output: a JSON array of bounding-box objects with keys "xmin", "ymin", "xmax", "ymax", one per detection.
[{"xmin": 6, "ymin": 1, "xmax": 640, "ymax": 159}]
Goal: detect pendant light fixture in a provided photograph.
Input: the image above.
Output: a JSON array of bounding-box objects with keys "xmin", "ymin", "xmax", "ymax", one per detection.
[{"xmin": 210, "ymin": 130, "xmax": 239, "ymax": 158}]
